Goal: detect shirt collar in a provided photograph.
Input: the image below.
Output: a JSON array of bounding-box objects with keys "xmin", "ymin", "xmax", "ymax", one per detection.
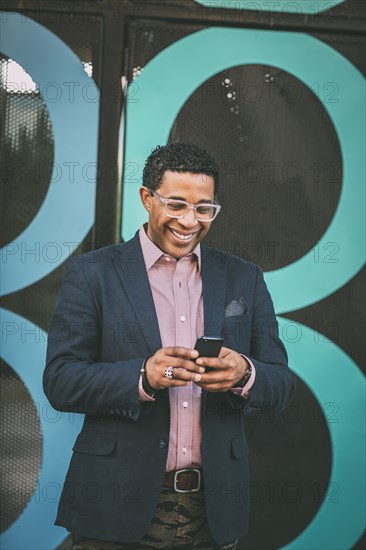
[{"xmin": 139, "ymin": 223, "xmax": 201, "ymax": 272}]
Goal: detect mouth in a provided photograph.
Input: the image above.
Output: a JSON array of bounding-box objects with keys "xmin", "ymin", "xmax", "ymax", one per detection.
[{"xmin": 169, "ymin": 228, "xmax": 197, "ymax": 243}]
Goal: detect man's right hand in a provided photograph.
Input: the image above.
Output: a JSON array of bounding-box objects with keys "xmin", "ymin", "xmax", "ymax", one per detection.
[{"xmin": 145, "ymin": 347, "xmax": 204, "ymax": 390}]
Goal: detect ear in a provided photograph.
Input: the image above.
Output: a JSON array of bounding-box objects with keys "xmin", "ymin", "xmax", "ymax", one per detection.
[{"xmin": 139, "ymin": 187, "xmax": 152, "ymax": 212}]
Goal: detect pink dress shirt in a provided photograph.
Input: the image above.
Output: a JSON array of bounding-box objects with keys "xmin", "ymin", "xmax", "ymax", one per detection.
[{"xmin": 138, "ymin": 224, "xmax": 255, "ymax": 471}]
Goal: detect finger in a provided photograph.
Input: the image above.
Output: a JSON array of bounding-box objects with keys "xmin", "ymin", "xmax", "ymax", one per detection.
[
  {"xmin": 172, "ymin": 368, "xmax": 203, "ymax": 383},
  {"xmin": 195, "ymin": 356, "xmax": 235, "ymax": 369},
  {"xmin": 218, "ymin": 346, "xmax": 232, "ymax": 358},
  {"xmin": 170, "ymin": 358, "xmax": 205, "ymax": 373},
  {"xmin": 164, "ymin": 346, "xmax": 199, "ymax": 360},
  {"xmin": 160, "ymin": 366, "xmax": 201, "ymax": 386},
  {"xmin": 198, "ymin": 371, "xmax": 232, "ymax": 385},
  {"xmin": 158, "ymin": 371, "xmax": 188, "ymax": 388}
]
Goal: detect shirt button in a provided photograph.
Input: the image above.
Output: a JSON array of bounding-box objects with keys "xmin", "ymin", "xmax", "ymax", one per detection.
[
  {"xmin": 164, "ymin": 256, "xmax": 171, "ymax": 262},
  {"xmin": 182, "ymin": 447, "xmax": 187, "ymax": 454},
  {"xmin": 159, "ymin": 440, "xmax": 167, "ymax": 449},
  {"xmin": 183, "ymin": 402, "xmax": 188, "ymax": 408},
  {"xmin": 180, "ymin": 316, "xmax": 186, "ymax": 322}
]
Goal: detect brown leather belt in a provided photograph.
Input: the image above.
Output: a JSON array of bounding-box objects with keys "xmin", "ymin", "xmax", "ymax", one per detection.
[{"xmin": 163, "ymin": 468, "xmax": 202, "ymax": 493}]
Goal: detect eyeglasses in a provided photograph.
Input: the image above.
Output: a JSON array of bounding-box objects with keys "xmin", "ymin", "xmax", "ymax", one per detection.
[{"xmin": 146, "ymin": 188, "xmax": 221, "ymax": 222}]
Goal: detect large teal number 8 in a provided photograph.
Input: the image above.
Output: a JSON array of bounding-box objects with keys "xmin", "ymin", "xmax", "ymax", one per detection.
[
  {"xmin": 0, "ymin": 12, "xmax": 98, "ymax": 549},
  {"xmin": 123, "ymin": 28, "xmax": 365, "ymax": 549}
]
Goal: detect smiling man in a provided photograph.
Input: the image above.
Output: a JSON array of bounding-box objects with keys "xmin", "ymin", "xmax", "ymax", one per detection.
[
  {"xmin": 140, "ymin": 170, "xmax": 215, "ymax": 257},
  {"xmin": 44, "ymin": 143, "xmax": 295, "ymax": 550}
]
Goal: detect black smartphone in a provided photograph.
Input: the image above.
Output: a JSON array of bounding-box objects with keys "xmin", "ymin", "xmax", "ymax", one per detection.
[{"xmin": 195, "ymin": 336, "xmax": 223, "ymax": 371}]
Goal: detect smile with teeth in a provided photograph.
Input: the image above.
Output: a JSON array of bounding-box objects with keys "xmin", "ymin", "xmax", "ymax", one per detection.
[{"xmin": 170, "ymin": 229, "xmax": 195, "ymax": 241}]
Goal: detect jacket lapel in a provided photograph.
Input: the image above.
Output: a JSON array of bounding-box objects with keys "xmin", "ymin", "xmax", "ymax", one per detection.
[
  {"xmin": 112, "ymin": 232, "xmax": 162, "ymax": 356},
  {"xmin": 201, "ymin": 245, "xmax": 227, "ymax": 338},
  {"xmin": 200, "ymin": 245, "xmax": 228, "ymax": 407}
]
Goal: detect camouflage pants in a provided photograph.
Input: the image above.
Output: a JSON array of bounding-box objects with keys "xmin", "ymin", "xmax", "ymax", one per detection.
[{"xmin": 72, "ymin": 486, "xmax": 238, "ymax": 550}]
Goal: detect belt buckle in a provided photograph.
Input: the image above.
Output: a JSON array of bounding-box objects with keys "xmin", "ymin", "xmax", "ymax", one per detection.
[{"xmin": 173, "ymin": 468, "xmax": 201, "ymax": 493}]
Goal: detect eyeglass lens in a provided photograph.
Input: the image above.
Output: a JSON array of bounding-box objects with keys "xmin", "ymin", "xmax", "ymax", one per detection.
[{"xmin": 166, "ymin": 200, "xmax": 217, "ymax": 221}]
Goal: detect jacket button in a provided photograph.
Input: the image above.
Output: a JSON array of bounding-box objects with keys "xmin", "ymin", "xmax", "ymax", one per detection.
[{"xmin": 159, "ymin": 440, "xmax": 167, "ymax": 449}]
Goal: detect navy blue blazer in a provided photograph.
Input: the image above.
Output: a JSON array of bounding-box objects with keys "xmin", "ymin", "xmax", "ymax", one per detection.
[{"xmin": 44, "ymin": 231, "xmax": 295, "ymax": 545}]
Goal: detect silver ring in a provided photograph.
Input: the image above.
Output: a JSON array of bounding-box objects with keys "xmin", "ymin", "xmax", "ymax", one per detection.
[{"xmin": 164, "ymin": 366, "xmax": 174, "ymax": 379}]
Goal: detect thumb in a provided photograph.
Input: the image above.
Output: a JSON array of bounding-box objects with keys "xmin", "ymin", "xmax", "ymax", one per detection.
[{"xmin": 219, "ymin": 346, "xmax": 231, "ymax": 358}]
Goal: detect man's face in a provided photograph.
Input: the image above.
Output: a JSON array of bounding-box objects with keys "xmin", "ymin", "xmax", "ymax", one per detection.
[{"xmin": 140, "ymin": 170, "xmax": 215, "ymax": 259}]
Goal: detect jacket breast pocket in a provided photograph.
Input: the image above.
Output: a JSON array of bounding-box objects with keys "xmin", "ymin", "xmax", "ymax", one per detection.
[{"xmin": 72, "ymin": 432, "xmax": 117, "ymax": 456}]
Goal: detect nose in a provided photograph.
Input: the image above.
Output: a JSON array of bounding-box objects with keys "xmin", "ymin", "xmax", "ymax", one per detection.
[{"xmin": 179, "ymin": 206, "xmax": 198, "ymax": 228}]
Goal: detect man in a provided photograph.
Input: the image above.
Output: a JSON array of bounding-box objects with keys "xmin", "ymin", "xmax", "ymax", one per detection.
[{"xmin": 44, "ymin": 143, "xmax": 295, "ymax": 550}]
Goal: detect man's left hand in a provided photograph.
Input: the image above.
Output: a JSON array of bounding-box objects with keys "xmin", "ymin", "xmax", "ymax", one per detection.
[{"xmin": 195, "ymin": 347, "xmax": 248, "ymax": 392}]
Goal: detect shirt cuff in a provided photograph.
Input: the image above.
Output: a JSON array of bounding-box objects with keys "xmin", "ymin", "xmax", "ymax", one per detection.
[
  {"xmin": 138, "ymin": 374, "xmax": 155, "ymax": 402},
  {"xmin": 230, "ymin": 356, "xmax": 256, "ymax": 399}
]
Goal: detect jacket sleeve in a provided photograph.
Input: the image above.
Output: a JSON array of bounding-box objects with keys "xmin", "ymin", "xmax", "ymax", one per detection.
[
  {"xmin": 43, "ymin": 258, "xmax": 144, "ymax": 420},
  {"xmin": 226, "ymin": 265, "xmax": 296, "ymax": 414}
]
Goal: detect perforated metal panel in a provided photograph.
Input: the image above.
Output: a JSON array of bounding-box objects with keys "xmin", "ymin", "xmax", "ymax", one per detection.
[
  {"xmin": 0, "ymin": 56, "xmax": 53, "ymax": 247},
  {"xmin": 169, "ymin": 63, "xmax": 342, "ymax": 271},
  {"xmin": 0, "ymin": 13, "xmax": 102, "ymax": 549},
  {"xmin": 0, "ymin": 360, "xmax": 42, "ymax": 532}
]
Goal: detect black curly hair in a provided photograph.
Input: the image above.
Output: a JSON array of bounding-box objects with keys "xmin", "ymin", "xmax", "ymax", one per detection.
[{"xmin": 142, "ymin": 143, "xmax": 220, "ymax": 197}]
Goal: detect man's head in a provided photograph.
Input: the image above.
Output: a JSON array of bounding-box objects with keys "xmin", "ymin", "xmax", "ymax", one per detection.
[
  {"xmin": 142, "ymin": 143, "xmax": 220, "ymax": 197},
  {"xmin": 140, "ymin": 143, "xmax": 220, "ymax": 259}
]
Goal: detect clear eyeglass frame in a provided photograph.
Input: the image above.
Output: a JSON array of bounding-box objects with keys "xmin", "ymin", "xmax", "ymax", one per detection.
[{"xmin": 145, "ymin": 187, "xmax": 221, "ymax": 222}]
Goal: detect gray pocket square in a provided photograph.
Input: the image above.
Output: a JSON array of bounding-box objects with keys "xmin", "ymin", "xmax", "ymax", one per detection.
[{"xmin": 225, "ymin": 297, "xmax": 249, "ymax": 316}]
